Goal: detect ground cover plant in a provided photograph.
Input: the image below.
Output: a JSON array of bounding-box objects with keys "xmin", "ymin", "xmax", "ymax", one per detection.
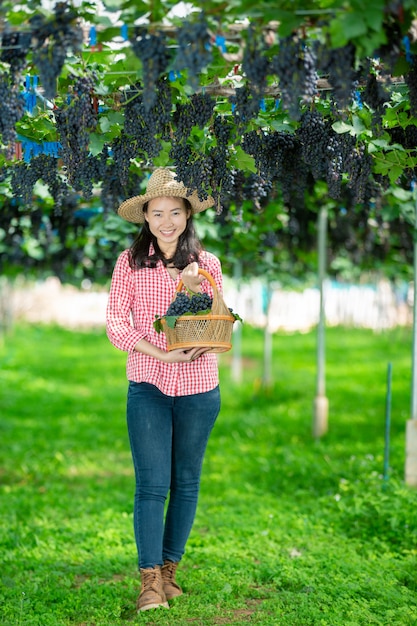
[{"xmin": 0, "ymin": 323, "xmax": 416, "ymax": 625}]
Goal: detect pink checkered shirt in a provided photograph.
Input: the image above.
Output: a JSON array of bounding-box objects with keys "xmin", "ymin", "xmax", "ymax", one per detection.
[{"xmin": 106, "ymin": 248, "xmax": 223, "ymax": 396}]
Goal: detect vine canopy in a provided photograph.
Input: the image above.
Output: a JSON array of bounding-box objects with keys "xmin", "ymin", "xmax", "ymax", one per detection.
[{"xmin": 0, "ymin": 0, "xmax": 417, "ymax": 282}]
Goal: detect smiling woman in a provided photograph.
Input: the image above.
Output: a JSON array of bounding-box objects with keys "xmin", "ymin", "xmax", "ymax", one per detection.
[
  {"xmin": 105, "ymin": 167, "xmax": 226, "ymax": 613},
  {"xmin": 145, "ymin": 197, "xmax": 192, "ymax": 260}
]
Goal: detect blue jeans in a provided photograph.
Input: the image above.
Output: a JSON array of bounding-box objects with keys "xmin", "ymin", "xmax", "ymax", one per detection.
[{"xmin": 126, "ymin": 381, "xmax": 221, "ymax": 569}]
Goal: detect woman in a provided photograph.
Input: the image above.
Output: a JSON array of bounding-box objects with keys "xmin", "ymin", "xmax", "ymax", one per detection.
[{"xmin": 106, "ymin": 168, "xmax": 222, "ymax": 612}]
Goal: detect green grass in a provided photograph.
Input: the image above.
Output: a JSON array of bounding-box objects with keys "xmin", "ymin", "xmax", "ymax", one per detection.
[{"xmin": 1, "ymin": 323, "xmax": 416, "ymax": 626}]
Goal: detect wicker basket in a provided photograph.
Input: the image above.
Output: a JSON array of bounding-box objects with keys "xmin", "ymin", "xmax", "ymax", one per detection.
[{"xmin": 162, "ymin": 269, "xmax": 236, "ymax": 353}]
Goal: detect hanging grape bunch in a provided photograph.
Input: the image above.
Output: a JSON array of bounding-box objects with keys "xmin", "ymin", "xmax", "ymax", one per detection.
[
  {"xmin": 30, "ymin": 2, "xmax": 84, "ymax": 100},
  {"xmin": 174, "ymin": 16, "xmax": 212, "ymax": 91},
  {"xmin": 0, "ymin": 72, "xmax": 24, "ymax": 149},
  {"xmin": 130, "ymin": 28, "xmax": 171, "ymax": 110}
]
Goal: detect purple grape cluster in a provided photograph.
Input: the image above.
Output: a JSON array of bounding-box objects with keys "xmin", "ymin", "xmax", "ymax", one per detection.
[
  {"xmin": 0, "ymin": 72, "xmax": 24, "ymax": 146},
  {"xmin": 131, "ymin": 28, "xmax": 171, "ymax": 111},
  {"xmin": 166, "ymin": 291, "xmax": 213, "ymax": 317},
  {"xmin": 271, "ymin": 36, "xmax": 318, "ymax": 120},
  {"xmin": 30, "ymin": 3, "xmax": 84, "ymax": 100},
  {"xmin": 174, "ymin": 17, "xmax": 212, "ymax": 91},
  {"xmin": 55, "ymin": 73, "xmax": 98, "ymax": 195},
  {"xmin": 242, "ymin": 24, "xmax": 271, "ymax": 97}
]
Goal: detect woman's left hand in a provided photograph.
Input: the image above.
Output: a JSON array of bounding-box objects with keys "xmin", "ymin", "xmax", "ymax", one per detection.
[
  {"xmin": 164, "ymin": 346, "xmax": 210, "ymax": 363},
  {"xmin": 181, "ymin": 262, "xmax": 204, "ymax": 293}
]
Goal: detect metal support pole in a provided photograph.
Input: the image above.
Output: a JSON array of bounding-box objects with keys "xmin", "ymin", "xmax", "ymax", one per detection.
[
  {"xmin": 313, "ymin": 206, "xmax": 329, "ymax": 437},
  {"xmin": 405, "ymin": 187, "xmax": 417, "ymax": 485}
]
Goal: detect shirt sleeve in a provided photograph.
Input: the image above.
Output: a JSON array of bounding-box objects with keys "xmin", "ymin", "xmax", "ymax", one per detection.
[
  {"xmin": 106, "ymin": 250, "xmax": 147, "ymax": 353},
  {"xmin": 199, "ymin": 251, "xmax": 223, "ymax": 294}
]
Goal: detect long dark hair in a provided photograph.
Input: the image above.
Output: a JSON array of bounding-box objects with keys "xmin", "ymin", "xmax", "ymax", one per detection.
[{"xmin": 128, "ymin": 198, "xmax": 203, "ymax": 269}]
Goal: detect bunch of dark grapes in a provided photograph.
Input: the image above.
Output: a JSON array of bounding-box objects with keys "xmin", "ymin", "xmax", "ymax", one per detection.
[
  {"xmin": 70, "ymin": 153, "xmax": 107, "ymax": 199},
  {"xmin": 326, "ymin": 133, "xmax": 374, "ymax": 206},
  {"xmin": 100, "ymin": 168, "xmax": 123, "ymax": 213},
  {"xmin": 271, "ymin": 36, "xmax": 318, "ymax": 120},
  {"xmin": 375, "ymin": 14, "xmax": 404, "ymax": 76},
  {"xmin": 241, "ymin": 130, "xmax": 262, "ymax": 162},
  {"xmin": 315, "ymin": 41, "xmax": 357, "ymax": 112},
  {"xmin": 242, "ymin": 24, "xmax": 271, "ymax": 97},
  {"xmin": 213, "ymin": 115, "xmax": 231, "ymax": 149},
  {"xmin": 166, "ymin": 292, "xmax": 191, "ymax": 316},
  {"xmin": 9, "ymin": 155, "xmax": 67, "ymax": 208},
  {"xmin": 242, "ymin": 129, "xmax": 297, "ymax": 182},
  {"xmin": 278, "ymin": 133, "xmax": 310, "ymax": 206},
  {"xmin": 242, "ymin": 173, "xmax": 273, "ymax": 210},
  {"xmin": 123, "ymin": 79, "xmax": 172, "ymax": 158},
  {"xmin": 404, "ymin": 56, "xmax": 417, "ymax": 117},
  {"xmin": 166, "ymin": 291, "xmax": 212, "ymax": 317},
  {"xmin": 10, "ymin": 162, "xmax": 39, "ymax": 206},
  {"xmin": 101, "ymin": 168, "xmax": 145, "ymax": 214},
  {"xmin": 361, "ymin": 70, "xmax": 389, "ymax": 130},
  {"xmin": 30, "ymin": 2, "xmax": 84, "ymax": 100},
  {"xmin": 174, "ymin": 17, "xmax": 212, "ymax": 91},
  {"xmin": 151, "ymin": 77, "xmax": 172, "ymax": 141},
  {"xmin": 29, "ymin": 154, "xmax": 68, "ymax": 208},
  {"xmin": 1, "ymin": 30, "xmax": 31, "ymax": 76},
  {"xmin": 111, "ymin": 132, "xmax": 138, "ymax": 187},
  {"xmin": 325, "ymin": 134, "xmax": 345, "ymax": 199},
  {"xmin": 55, "ymin": 74, "xmax": 98, "ymax": 194},
  {"xmin": 173, "ymin": 93, "xmax": 215, "ymax": 140},
  {"xmin": 344, "ymin": 142, "xmax": 373, "ymax": 205},
  {"xmin": 226, "ymin": 169, "xmax": 247, "ymax": 209},
  {"xmin": 296, "ymin": 110, "xmax": 332, "ymax": 181},
  {"xmin": 189, "ymin": 292, "xmax": 212, "ymax": 313},
  {"xmin": 170, "ymin": 142, "xmax": 214, "ymax": 201},
  {"xmin": 130, "ymin": 28, "xmax": 171, "ymax": 110},
  {"xmin": 229, "ymin": 84, "xmax": 260, "ymax": 129},
  {"xmin": 0, "ymin": 72, "xmax": 24, "ymax": 148},
  {"xmin": 210, "ymin": 116, "xmax": 233, "ymax": 207}
]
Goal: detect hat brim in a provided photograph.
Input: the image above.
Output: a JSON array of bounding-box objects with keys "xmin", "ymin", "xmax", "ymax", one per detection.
[{"xmin": 118, "ymin": 188, "xmax": 215, "ymax": 223}]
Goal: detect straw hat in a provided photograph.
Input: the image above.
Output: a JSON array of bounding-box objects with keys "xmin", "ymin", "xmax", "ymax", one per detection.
[{"xmin": 118, "ymin": 168, "xmax": 215, "ymax": 223}]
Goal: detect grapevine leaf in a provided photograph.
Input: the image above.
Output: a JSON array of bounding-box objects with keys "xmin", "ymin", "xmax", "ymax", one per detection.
[
  {"xmin": 368, "ymin": 138, "xmax": 393, "ymax": 152},
  {"xmin": 230, "ymin": 146, "xmax": 257, "ymax": 173},
  {"xmin": 332, "ymin": 121, "xmax": 354, "ymax": 135},
  {"xmin": 230, "ymin": 311, "xmax": 243, "ymax": 323},
  {"xmin": 388, "ymin": 165, "xmax": 404, "ymax": 185},
  {"xmin": 89, "ymin": 133, "xmax": 107, "ymax": 156},
  {"xmin": 153, "ymin": 318, "xmax": 164, "ymax": 333},
  {"xmin": 165, "ymin": 316, "xmax": 180, "ymax": 329},
  {"xmin": 329, "ymin": 14, "xmax": 367, "ymax": 48},
  {"xmin": 153, "ymin": 142, "xmax": 171, "ymax": 166}
]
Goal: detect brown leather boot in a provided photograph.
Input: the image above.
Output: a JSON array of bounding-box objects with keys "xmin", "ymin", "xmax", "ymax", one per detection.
[
  {"xmin": 137, "ymin": 566, "xmax": 169, "ymax": 612},
  {"xmin": 161, "ymin": 560, "xmax": 183, "ymax": 600}
]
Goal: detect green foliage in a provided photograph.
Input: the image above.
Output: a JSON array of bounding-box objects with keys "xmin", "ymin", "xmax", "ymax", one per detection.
[
  {"xmin": 0, "ymin": 0, "xmax": 417, "ymax": 283},
  {"xmin": 0, "ymin": 323, "xmax": 416, "ymax": 625}
]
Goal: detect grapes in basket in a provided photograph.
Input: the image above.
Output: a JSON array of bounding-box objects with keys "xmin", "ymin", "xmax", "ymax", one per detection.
[
  {"xmin": 166, "ymin": 292, "xmax": 212, "ymax": 316},
  {"xmin": 154, "ymin": 291, "xmax": 213, "ymax": 332}
]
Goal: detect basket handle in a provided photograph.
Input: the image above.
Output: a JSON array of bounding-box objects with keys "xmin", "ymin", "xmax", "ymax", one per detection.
[{"xmin": 176, "ymin": 268, "xmax": 217, "ymax": 293}]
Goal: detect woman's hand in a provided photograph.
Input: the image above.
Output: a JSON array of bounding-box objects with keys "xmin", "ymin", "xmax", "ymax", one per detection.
[
  {"xmin": 181, "ymin": 261, "xmax": 204, "ymax": 293},
  {"xmin": 134, "ymin": 338, "xmax": 209, "ymax": 362},
  {"xmin": 163, "ymin": 346, "xmax": 210, "ymax": 363}
]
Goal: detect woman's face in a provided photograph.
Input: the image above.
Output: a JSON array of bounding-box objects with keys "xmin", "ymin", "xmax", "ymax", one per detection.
[{"xmin": 144, "ymin": 196, "xmax": 191, "ymax": 255}]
